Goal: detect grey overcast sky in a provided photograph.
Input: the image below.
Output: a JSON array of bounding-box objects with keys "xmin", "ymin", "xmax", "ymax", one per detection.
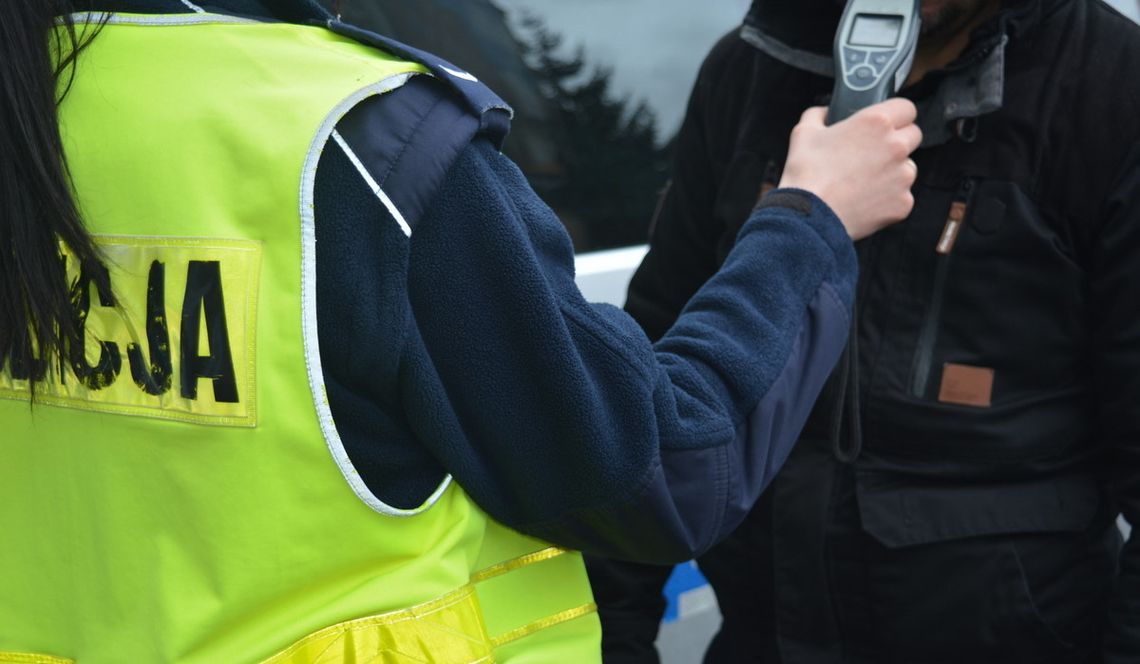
[
  {"xmin": 1114, "ymin": 0, "xmax": 1140, "ymax": 20},
  {"xmin": 491, "ymin": 0, "xmax": 752, "ymax": 140},
  {"xmin": 491, "ymin": 0, "xmax": 1140, "ymax": 140}
]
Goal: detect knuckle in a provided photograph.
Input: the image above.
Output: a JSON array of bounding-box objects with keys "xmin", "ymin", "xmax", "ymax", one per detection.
[{"xmin": 868, "ymin": 111, "xmax": 892, "ymax": 130}]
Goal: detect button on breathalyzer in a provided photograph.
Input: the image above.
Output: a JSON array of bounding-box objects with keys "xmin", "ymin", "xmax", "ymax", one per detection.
[{"xmin": 828, "ymin": 0, "xmax": 922, "ymax": 124}]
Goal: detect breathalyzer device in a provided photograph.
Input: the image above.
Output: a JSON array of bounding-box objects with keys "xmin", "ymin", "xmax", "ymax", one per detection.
[
  {"xmin": 828, "ymin": 0, "xmax": 922, "ymax": 124},
  {"xmin": 824, "ymin": 1, "xmax": 922, "ymax": 464}
]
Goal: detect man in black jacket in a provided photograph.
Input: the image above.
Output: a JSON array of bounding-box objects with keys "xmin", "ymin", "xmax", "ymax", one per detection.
[{"xmin": 587, "ymin": 1, "xmax": 1140, "ymax": 662}]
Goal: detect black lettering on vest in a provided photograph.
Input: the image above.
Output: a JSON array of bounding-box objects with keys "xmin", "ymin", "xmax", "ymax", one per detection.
[
  {"xmin": 127, "ymin": 260, "xmax": 173, "ymax": 395},
  {"xmin": 68, "ymin": 262, "xmax": 122, "ymax": 390},
  {"xmin": 180, "ymin": 261, "xmax": 238, "ymax": 403}
]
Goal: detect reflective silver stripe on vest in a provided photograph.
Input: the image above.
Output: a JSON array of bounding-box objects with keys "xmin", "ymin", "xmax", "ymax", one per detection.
[{"xmin": 299, "ymin": 72, "xmax": 456, "ymax": 517}]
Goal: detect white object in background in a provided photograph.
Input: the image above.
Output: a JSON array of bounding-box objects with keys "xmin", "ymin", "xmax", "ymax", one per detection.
[
  {"xmin": 1104, "ymin": 0, "xmax": 1140, "ymax": 21},
  {"xmin": 574, "ymin": 244, "xmax": 649, "ymax": 306}
]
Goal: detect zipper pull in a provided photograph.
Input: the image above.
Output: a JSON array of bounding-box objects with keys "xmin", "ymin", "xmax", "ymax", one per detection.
[{"xmin": 936, "ymin": 180, "xmax": 973, "ymax": 255}]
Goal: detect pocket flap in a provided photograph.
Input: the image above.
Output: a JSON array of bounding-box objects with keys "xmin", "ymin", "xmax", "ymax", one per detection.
[{"xmin": 856, "ymin": 471, "xmax": 1100, "ymax": 548}]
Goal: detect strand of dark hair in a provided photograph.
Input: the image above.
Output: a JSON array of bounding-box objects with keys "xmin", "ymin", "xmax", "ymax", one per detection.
[{"xmin": 0, "ymin": 1, "xmax": 111, "ymax": 395}]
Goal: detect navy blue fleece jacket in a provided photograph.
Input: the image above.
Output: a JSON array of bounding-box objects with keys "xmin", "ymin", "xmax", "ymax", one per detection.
[
  {"xmin": 96, "ymin": 0, "xmax": 859, "ymax": 563},
  {"xmin": 315, "ymin": 82, "xmax": 856, "ymax": 562}
]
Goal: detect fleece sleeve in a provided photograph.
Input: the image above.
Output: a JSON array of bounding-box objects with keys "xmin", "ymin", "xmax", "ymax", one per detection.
[{"xmin": 395, "ymin": 138, "xmax": 856, "ymax": 563}]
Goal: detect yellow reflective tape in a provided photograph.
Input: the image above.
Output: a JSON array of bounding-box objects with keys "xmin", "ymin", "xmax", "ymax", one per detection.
[
  {"xmin": 469, "ymin": 546, "xmax": 567, "ymax": 584},
  {"xmin": 0, "ymin": 653, "xmax": 74, "ymax": 664},
  {"xmin": 471, "ymin": 546, "xmax": 597, "ymax": 648},
  {"xmin": 488, "ymin": 603, "xmax": 598, "ymax": 648},
  {"xmin": 0, "ymin": 235, "xmax": 261, "ymax": 427},
  {"xmin": 260, "ymin": 584, "xmax": 495, "ymax": 664}
]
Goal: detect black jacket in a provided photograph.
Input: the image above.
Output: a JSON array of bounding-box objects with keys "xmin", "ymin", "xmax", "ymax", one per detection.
[{"xmin": 589, "ymin": 1, "xmax": 1140, "ymax": 662}]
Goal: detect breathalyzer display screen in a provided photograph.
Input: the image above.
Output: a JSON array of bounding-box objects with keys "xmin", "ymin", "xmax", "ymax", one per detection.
[{"xmin": 849, "ymin": 14, "xmax": 904, "ymax": 48}]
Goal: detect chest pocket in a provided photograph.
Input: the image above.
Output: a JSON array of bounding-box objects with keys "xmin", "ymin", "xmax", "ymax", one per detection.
[{"xmin": 859, "ymin": 177, "xmax": 1091, "ymax": 463}]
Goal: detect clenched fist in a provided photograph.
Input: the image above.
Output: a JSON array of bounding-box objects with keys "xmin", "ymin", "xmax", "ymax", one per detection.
[{"xmin": 779, "ymin": 98, "xmax": 922, "ymax": 240}]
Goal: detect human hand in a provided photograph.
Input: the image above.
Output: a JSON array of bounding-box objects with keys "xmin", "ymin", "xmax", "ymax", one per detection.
[{"xmin": 778, "ymin": 99, "xmax": 922, "ymax": 240}]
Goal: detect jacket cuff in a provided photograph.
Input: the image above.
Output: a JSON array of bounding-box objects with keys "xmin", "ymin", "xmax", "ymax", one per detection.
[{"xmin": 746, "ymin": 187, "xmax": 857, "ymax": 308}]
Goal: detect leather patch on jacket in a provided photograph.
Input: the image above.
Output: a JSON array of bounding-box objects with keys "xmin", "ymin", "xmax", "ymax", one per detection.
[{"xmin": 938, "ymin": 363, "xmax": 994, "ymax": 407}]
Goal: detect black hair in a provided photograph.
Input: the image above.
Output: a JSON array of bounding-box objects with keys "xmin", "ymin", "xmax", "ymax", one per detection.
[{"xmin": 0, "ymin": 1, "xmax": 111, "ymax": 393}]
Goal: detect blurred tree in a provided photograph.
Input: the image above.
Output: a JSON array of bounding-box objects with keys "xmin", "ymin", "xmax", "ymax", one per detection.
[
  {"xmin": 324, "ymin": 0, "xmax": 671, "ymax": 251},
  {"xmin": 516, "ymin": 14, "xmax": 671, "ymax": 250}
]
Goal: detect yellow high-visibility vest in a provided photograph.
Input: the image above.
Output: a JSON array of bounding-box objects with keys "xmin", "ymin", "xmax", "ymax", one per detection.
[{"xmin": 0, "ymin": 13, "xmax": 599, "ymax": 663}]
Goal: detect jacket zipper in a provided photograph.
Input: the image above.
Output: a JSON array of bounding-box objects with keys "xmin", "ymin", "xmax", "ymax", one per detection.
[{"xmin": 910, "ymin": 179, "xmax": 974, "ymax": 398}]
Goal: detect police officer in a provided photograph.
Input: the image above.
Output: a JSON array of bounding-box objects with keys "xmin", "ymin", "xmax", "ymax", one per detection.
[{"xmin": 0, "ymin": 0, "xmax": 919, "ymax": 661}]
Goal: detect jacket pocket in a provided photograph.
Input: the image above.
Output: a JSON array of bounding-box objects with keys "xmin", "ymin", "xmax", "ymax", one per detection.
[
  {"xmin": 862, "ymin": 178, "xmax": 1090, "ymax": 462},
  {"xmin": 856, "ymin": 472, "xmax": 1099, "ymax": 548},
  {"xmin": 852, "ymin": 472, "xmax": 1109, "ymax": 662}
]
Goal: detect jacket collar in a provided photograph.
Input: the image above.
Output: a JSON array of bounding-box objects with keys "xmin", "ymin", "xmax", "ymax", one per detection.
[
  {"xmin": 742, "ymin": 0, "xmax": 843, "ymax": 58},
  {"xmin": 740, "ymin": 0, "xmax": 1063, "ymax": 74},
  {"xmin": 740, "ymin": 1, "xmax": 1065, "ymax": 147}
]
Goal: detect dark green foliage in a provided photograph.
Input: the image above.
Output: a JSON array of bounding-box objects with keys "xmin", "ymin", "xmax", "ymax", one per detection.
[{"xmin": 516, "ymin": 15, "xmax": 671, "ymax": 252}]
